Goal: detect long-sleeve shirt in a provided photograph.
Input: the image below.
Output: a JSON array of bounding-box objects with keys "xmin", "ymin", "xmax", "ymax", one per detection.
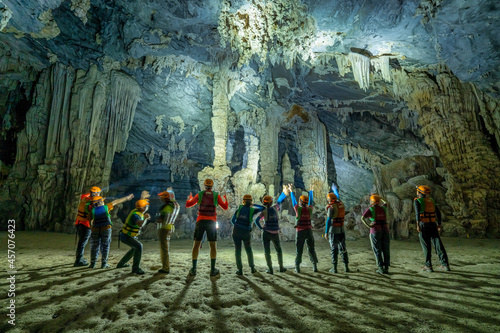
[
  {"xmin": 185, "ymin": 191, "xmax": 229, "ymax": 221},
  {"xmin": 325, "ymin": 202, "xmax": 344, "ymax": 235},
  {"xmin": 231, "ymin": 204, "xmax": 265, "ymax": 231},
  {"xmin": 291, "ymin": 190, "xmax": 314, "ymax": 231},
  {"xmin": 254, "ymin": 192, "xmax": 287, "ymax": 233}
]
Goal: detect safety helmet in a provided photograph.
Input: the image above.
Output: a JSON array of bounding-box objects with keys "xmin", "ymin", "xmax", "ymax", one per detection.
[
  {"xmin": 370, "ymin": 194, "xmax": 381, "ymax": 205},
  {"xmin": 204, "ymin": 179, "xmax": 214, "ymax": 188},
  {"xmin": 243, "ymin": 194, "xmax": 252, "ymax": 203},
  {"xmin": 299, "ymin": 195, "xmax": 308, "ymax": 204},
  {"xmin": 135, "ymin": 199, "xmax": 149, "ymax": 209},
  {"xmin": 263, "ymin": 195, "xmax": 273, "ymax": 205},
  {"xmin": 90, "ymin": 186, "xmax": 101, "ymax": 194},
  {"xmin": 327, "ymin": 193, "xmax": 337, "ymax": 202},
  {"xmin": 90, "ymin": 196, "xmax": 104, "ymax": 202},
  {"xmin": 158, "ymin": 191, "xmax": 171, "ymax": 199},
  {"xmin": 416, "ymin": 185, "xmax": 431, "ymax": 195}
]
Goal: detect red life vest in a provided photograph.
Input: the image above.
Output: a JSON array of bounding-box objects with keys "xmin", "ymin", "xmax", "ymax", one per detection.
[
  {"xmin": 198, "ymin": 191, "xmax": 219, "ymax": 217},
  {"xmin": 296, "ymin": 206, "xmax": 312, "ymax": 228},
  {"xmin": 369, "ymin": 206, "xmax": 387, "ymax": 225}
]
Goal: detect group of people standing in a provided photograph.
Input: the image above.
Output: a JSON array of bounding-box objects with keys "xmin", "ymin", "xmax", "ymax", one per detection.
[{"xmin": 73, "ymin": 180, "xmax": 451, "ymax": 276}]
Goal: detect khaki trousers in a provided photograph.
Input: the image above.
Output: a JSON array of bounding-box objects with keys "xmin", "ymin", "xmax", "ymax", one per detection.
[{"xmin": 159, "ymin": 228, "xmax": 172, "ymax": 270}]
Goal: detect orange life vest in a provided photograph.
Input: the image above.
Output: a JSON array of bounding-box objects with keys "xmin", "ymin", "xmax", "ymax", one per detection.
[
  {"xmin": 415, "ymin": 197, "xmax": 436, "ymax": 223},
  {"xmin": 328, "ymin": 201, "xmax": 345, "ymax": 227}
]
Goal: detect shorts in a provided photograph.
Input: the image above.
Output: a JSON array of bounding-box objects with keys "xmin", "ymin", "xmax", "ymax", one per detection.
[{"xmin": 193, "ymin": 220, "xmax": 217, "ymax": 242}]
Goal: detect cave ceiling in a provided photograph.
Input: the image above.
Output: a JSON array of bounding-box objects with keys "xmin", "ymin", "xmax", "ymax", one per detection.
[{"xmin": 1, "ymin": 0, "xmax": 499, "ymax": 211}]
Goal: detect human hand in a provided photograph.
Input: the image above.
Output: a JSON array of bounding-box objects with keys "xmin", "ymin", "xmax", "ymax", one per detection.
[
  {"xmin": 369, "ymin": 222, "xmax": 375, "ymax": 228},
  {"xmin": 141, "ymin": 190, "xmax": 150, "ymax": 200},
  {"xmin": 144, "ymin": 213, "xmax": 151, "ymax": 219},
  {"xmin": 167, "ymin": 187, "xmax": 173, "ymax": 191},
  {"xmin": 188, "ymin": 192, "xmax": 193, "ymax": 199},
  {"xmin": 127, "ymin": 194, "xmax": 134, "ymax": 201},
  {"xmin": 283, "ymin": 185, "xmax": 289, "ymax": 196},
  {"xmin": 416, "ymin": 224, "xmax": 421, "ymax": 232}
]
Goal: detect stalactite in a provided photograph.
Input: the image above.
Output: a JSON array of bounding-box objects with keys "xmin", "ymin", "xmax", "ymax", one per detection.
[
  {"xmin": 371, "ymin": 56, "xmax": 392, "ymax": 83},
  {"xmin": 391, "ymin": 67, "xmax": 500, "ymax": 236},
  {"xmin": 0, "ymin": 64, "xmax": 141, "ymax": 231},
  {"xmin": 348, "ymin": 53, "xmax": 371, "ymax": 91}
]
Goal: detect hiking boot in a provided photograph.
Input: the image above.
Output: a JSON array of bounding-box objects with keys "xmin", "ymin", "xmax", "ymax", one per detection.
[
  {"xmin": 295, "ymin": 265, "xmax": 301, "ymax": 273},
  {"xmin": 133, "ymin": 268, "xmax": 145, "ymax": 275},
  {"xmin": 329, "ymin": 266, "xmax": 338, "ymax": 274},
  {"xmin": 344, "ymin": 265, "xmax": 350, "ymax": 273},
  {"xmin": 210, "ymin": 268, "xmax": 220, "ymax": 277},
  {"xmin": 266, "ymin": 267, "xmax": 274, "ymax": 275},
  {"xmin": 251, "ymin": 267, "xmax": 257, "ymax": 274},
  {"xmin": 117, "ymin": 263, "xmax": 130, "ymax": 268},
  {"xmin": 438, "ymin": 265, "xmax": 451, "ymax": 271},
  {"xmin": 383, "ymin": 267, "xmax": 389, "ymax": 274},
  {"xmin": 235, "ymin": 269, "xmax": 243, "ymax": 276},
  {"xmin": 74, "ymin": 261, "xmax": 89, "ymax": 267},
  {"xmin": 101, "ymin": 263, "xmax": 111, "ymax": 269},
  {"xmin": 279, "ymin": 266, "xmax": 287, "ymax": 273},
  {"xmin": 188, "ymin": 268, "xmax": 197, "ymax": 276},
  {"xmin": 312, "ymin": 263, "xmax": 318, "ymax": 272},
  {"xmin": 88, "ymin": 262, "xmax": 96, "ymax": 269},
  {"xmin": 158, "ymin": 269, "xmax": 170, "ymax": 274},
  {"xmin": 422, "ymin": 266, "xmax": 434, "ymax": 272},
  {"xmin": 376, "ymin": 267, "xmax": 384, "ymax": 275}
]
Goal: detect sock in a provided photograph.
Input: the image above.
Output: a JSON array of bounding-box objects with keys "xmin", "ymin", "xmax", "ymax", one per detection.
[
  {"xmin": 192, "ymin": 260, "xmax": 197, "ymax": 270},
  {"xmin": 211, "ymin": 258, "xmax": 216, "ymax": 270}
]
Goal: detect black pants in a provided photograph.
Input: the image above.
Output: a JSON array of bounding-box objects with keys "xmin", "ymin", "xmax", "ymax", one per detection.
[
  {"xmin": 262, "ymin": 231, "xmax": 284, "ymax": 268},
  {"xmin": 90, "ymin": 227, "xmax": 112, "ymax": 265},
  {"xmin": 75, "ymin": 224, "xmax": 91, "ymax": 263},
  {"xmin": 369, "ymin": 230, "xmax": 390, "ymax": 268},
  {"xmin": 232, "ymin": 227, "xmax": 254, "ymax": 270},
  {"xmin": 295, "ymin": 229, "xmax": 318, "ymax": 265},
  {"xmin": 419, "ymin": 222, "xmax": 449, "ymax": 267},
  {"xmin": 118, "ymin": 233, "xmax": 143, "ymax": 270},
  {"xmin": 328, "ymin": 232, "xmax": 348, "ymax": 265}
]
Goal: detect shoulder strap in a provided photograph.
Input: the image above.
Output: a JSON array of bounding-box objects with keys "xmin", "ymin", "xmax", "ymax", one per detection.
[
  {"xmin": 236, "ymin": 205, "xmax": 243, "ymax": 218},
  {"xmin": 198, "ymin": 191, "xmax": 204, "ymax": 205},
  {"xmin": 213, "ymin": 192, "xmax": 219, "ymax": 207}
]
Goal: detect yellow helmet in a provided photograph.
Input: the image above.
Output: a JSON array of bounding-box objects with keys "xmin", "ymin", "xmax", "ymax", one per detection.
[
  {"xmin": 416, "ymin": 185, "xmax": 431, "ymax": 195},
  {"xmin": 90, "ymin": 196, "xmax": 104, "ymax": 202},
  {"xmin": 299, "ymin": 195, "xmax": 309, "ymax": 204},
  {"xmin": 242, "ymin": 194, "xmax": 252, "ymax": 203},
  {"xmin": 158, "ymin": 191, "xmax": 171, "ymax": 199},
  {"xmin": 135, "ymin": 199, "xmax": 149, "ymax": 209},
  {"xmin": 263, "ymin": 195, "xmax": 273, "ymax": 205},
  {"xmin": 204, "ymin": 179, "xmax": 214, "ymax": 188},
  {"xmin": 370, "ymin": 194, "xmax": 381, "ymax": 205},
  {"xmin": 327, "ymin": 193, "xmax": 337, "ymax": 202}
]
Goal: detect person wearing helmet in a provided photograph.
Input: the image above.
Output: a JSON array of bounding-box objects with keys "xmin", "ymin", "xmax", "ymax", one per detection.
[
  {"xmin": 117, "ymin": 199, "xmax": 151, "ymax": 274},
  {"xmin": 289, "ymin": 183, "xmax": 318, "ymax": 273},
  {"xmin": 414, "ymin": 185, "xmax": 450, "ymax": 272},
  {"xmin": 73, "ymin": 186, "xmax": 101, "ymax": 267},
  {"xmin": 361, "ymin": 194, "xmax": 390, "ymax": 274},
  {"xmin": 185, "ymin": 178, "xmax": 229, "ymax": 277},
  {"xmin": 89, "ymin": 192, "xmax": 134, "ymax": 269},
  {"xmin": 254, "ymin": 185, "xmax": 290, "ymax": 274},
  {"xmin": 157, "ymin": 187, "xmax": 180, "ymax": 274},
  {"xmin": 324, "ymin": 188, "xmax": 349, "ymax": 274},
  {"xmin": 230, "ymin": 194, "xmax": 265, "ymax": 275}
]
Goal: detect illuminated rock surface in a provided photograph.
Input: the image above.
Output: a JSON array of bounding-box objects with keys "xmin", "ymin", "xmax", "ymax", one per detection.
[{"xmin": 0, "ymin": 0, "xmax": 499, "ymax": 238}]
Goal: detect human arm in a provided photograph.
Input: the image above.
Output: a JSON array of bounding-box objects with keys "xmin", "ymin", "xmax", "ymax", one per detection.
[
  {"xmin": 218, "ymin": 193, "xmax": 229, "ymax": 210},
  {"xmin": 331, "ymin": 182, "xmax": 340, "ymax": 200},
  {"xmin": 414, "ymin": 199, "xmax": 421, "ymax": 232},
  {"xmin": 231, "ymin": 208, "xmax": 239, "ymax": 226},
  {"xmin": 308, "ymin": 189, "xmax": 313, "ymax": 206},
  {"xmin": 185, "ymin": 192, "xmax": 199, "ymax": 208},
  {"xmin": 254, "ymin": 213, "xmax": 264, "ymax": 230},
  {"xmin": 436, "ymin": 205, "xmax": 442, "ymax": 231},
  {"xmin": 276, "ymin": 191, "xmax": 287, "ymax": 204},
  {"xmin": 111, "ymin": 193, "xmax": 134, "ymax": 206},
  {"xmin": 253, "ymin": 204, "xmax": 266, "ymax": 213}
]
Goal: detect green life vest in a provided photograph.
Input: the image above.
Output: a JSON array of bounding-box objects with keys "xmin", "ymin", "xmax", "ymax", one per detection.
[{"xmin": 122, "ymin": 209, "xmax": 144, "ymax": 237}]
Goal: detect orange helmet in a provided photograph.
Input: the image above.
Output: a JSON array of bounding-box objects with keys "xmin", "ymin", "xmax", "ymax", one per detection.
[
  {"xmin": 327, "ymin": 193, "xmax": 337, "ymax": 202},
  {"xmin": 416, "ymin": 185, "xmax": 431, "ymax": 195},
  {"xmin": 263, "ymin": 195, "xmax": 273, "ymax": 205},
  {"xmin": 135, "ymin": 199, "xmax": 149, "ymax": 209},
  {"xmin": 299, "ymin": 195, "xmax": 308, "ymax": 204},
  {"xmin": 204, "ymin": 179, "xmax": 214, "ymax": 188},
  {"xmin": 90, "ymin": 186, "xmax": 101, "ymax": 196},
  {"xmin": 370, "ymin": 194, "xmax": 381, "ymax": 205},
  {"xmin": 90, "ymin": 196, "xmax": 104, "ymax": 202},
  {"xmin": 242, "ymin": 194, "xmax": 252, "ymax": 203},
  {"xmin": 158, "ymin": 191, "xmax": 171, "ymax": 199}
]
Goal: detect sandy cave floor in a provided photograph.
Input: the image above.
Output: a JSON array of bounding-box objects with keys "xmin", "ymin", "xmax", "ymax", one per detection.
[{"xmin": 1, "ymin": 231, "xmax": 500, "ymax": 333}]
